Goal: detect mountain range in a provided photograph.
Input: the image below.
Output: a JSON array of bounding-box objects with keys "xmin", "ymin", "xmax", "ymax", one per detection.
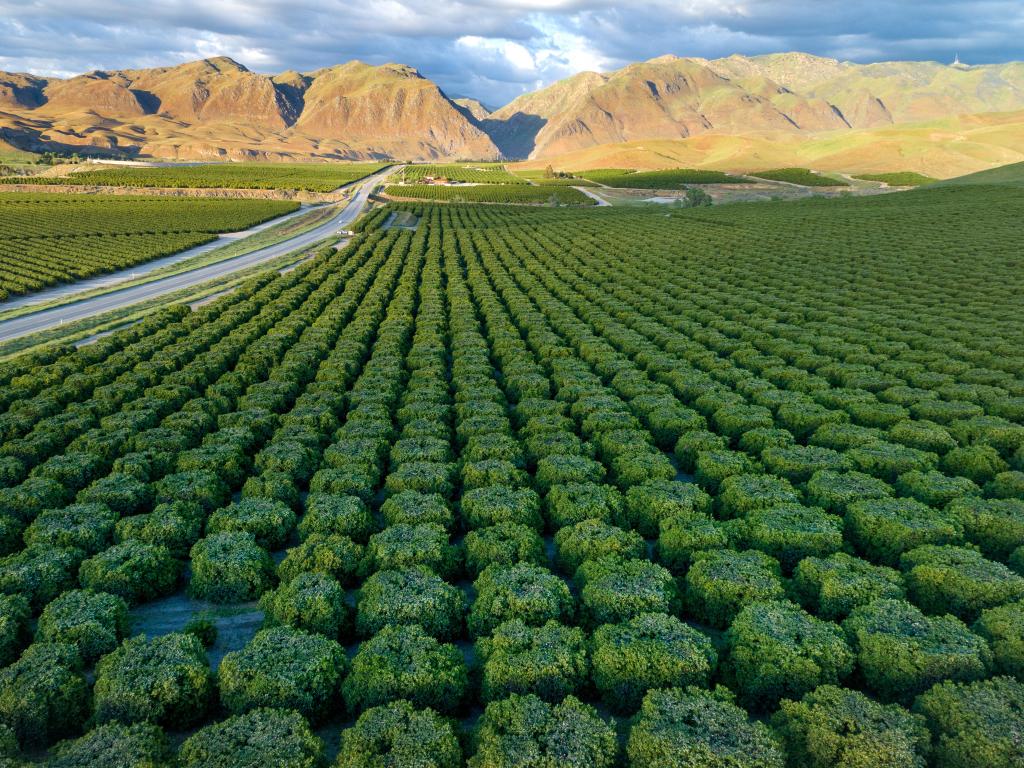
[
  {"xmin": 0, "ymin": 58, "xmax": 497, "ymax": 162},
  {"xmin": 2, "ymin": 53, "xmax": 1023, "ymax": 174}
]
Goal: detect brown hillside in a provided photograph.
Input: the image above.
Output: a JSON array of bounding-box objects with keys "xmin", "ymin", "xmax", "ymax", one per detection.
[
  {"xmin": 0, "ymin": 73, "xmax": 47, "ymax": 110},
  {"xmin": 295, "ymin": 62, "xmax": 498, "ymax": 159},
  {"xmin": 39, "ymin": 72, "xmax": 149, "ymax": 118},
  {"xmin": 124, "ymin": 57, "xmax": 296, "ymax": 129},
  {"xmin": 511, "ymin": 110, "xmax": 1024, "ymax": 179},
  {"xmin": 1, "ymin": 52, "xmax": 1022, "ymax": 166},
  {"xmin": 0, "ymin": 57, "xmax": 498, "ymax": 161},
  {"xmin": 453, "ymin": 97, "xmax": 491, "ymax": 122},
  {"xmin": 492, "ymin": 53, "xmax": 1024, "ymax": 159},
  {"xmin": 489, "ymin": 56, "xmax": 853, "ymax": 158}
]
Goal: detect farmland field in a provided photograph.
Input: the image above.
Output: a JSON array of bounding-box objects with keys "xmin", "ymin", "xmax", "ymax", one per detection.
[
  {"xmin": 525, "ymin": 176, "xmax": 600, "ymax": 186},
  {"xmin": 581, "ymin": 167, "xmax": 748, "ymax": 187},
  {"xmin": 511, "ymin": 169, "xmax": 599, "ymax": 186},
  {"xmin": 0, "ymin": 163, "xmax": 389, "ymax": 192},
  {"xmin": 0, "ymin": 194, "xmax": 299, "ymax": 299},
  {"xmin": 853, "ymin": 172, "xmax": 937, "ymax": 187},
  {"xmin": 384, "ymin": 183, "xmax": 594, "ymax": 205},
  {"xmin": 398, "ymin": 164, "xmax": 527, "ymax": 184},
  {"xmin": 0, "ymin": 182, "xmax": 1023, "ymax": 766},
  {"xmin": 749, "ymin": 167, "xmax": 850, "ymax": 186}
]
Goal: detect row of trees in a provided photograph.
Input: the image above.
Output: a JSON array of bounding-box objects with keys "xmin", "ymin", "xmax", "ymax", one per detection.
[
  {"xmin": 0, "ymin": 190, "xmax": 1022, "ymax": 764},
  {"xmin": 0, "ymin": 233, "xmax": 401, "ymax": 752}
]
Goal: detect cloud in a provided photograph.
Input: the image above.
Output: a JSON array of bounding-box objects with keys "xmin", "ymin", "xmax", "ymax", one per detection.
[{"xmin": 0, "ymin": 1, "xmax": 1021, "ymax": 105}]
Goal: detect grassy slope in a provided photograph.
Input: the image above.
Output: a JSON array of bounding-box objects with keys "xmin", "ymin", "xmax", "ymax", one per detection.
[
  {"xmin": 0, "ymin": 140, "xmax": 38, "ymax": 166},
  {"xmin": 853, "ymin": 172, "xmax": 937, "ymax": 187},
  {"xmin": 933, "ymin": 161, "xmax": 1024, "ymax": 186},
  {"xmin": 511, "ymin": 110, "xmax": 1024, "ymax": 179}
]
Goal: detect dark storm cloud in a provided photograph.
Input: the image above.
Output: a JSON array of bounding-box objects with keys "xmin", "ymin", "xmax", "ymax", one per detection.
[{"xmin": 0, "ymin": 1, "xmax": 1020, "ymax": 106}]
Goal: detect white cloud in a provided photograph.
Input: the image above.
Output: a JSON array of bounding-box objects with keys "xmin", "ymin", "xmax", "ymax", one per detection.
[
  {"xmin": 0, "ymin": 1, "xmax": 1021, "ymax": 105},
  {"xmin": 191, "ymin": 32, "xmax": 278, "ymax": 69},
  {"xmin": 457, "ymin": 36, "xmax": 538, "ymax": 73}
]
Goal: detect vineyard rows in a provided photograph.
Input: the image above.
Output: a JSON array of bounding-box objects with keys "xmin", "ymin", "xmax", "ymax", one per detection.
[
  {"xmin": 384, "ymin": 184, "xmax": 594, "ymax": 205},
  {"xmin": 0, "ymin": 163, "xmax": 389, "ymax": 192},
  {"xmin": 0, "ymin": 194, "xmax": 299, "ymax": 299},
  {"xmin": 0, "ymin": 185, "xmax": 1022, "ymax": 766}
]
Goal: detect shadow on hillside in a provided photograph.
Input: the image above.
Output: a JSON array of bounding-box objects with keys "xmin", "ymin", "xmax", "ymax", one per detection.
[
  {"xmin": 481, "ymin": 113, "xmax": 547, "ymax": 160},
  {"xmin": 0, "ymin": 125, "xmax": 143, "ymax": 158}
]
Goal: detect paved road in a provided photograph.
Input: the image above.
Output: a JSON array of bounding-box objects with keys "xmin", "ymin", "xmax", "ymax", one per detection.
[
  {"xmin": 0, "ymin": 166, "xmax": 400, "ymax": 343},
  {"xmin": 575, "ymin": 186, "xmax": 611, "ymax": 206},
  {"xmin": 1, "ymin": 203, "xmax": 320, "ymax": 312}
]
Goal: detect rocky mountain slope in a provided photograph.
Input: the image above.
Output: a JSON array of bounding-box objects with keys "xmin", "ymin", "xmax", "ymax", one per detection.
[
  {"xmin": 0, "ymin": 52, "xmax": 1021, "ymax": 164},
  {"xmin": 511, "ymin": 109, "xmax": 1024, "ymax": 179},
  {"xmin": 0, "ymin": 57, "xmax": 499, "ymax": 161},
  {"xmin": 453, "ymin": 98, "xmax": 491, "ymax": 122},
  {"xmin": 489, "ymin": 53, "xmax": 1024, "ymax": 159}
]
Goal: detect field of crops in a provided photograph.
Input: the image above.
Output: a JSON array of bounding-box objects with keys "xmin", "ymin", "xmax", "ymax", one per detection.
[
  {"xmin": 523, "ymin": 177, "xmax": 599, "ymax": 186},
  {"xmin": 384, "ymin": 184, "xmax": 594, "ymax": 205},
  {"xmin": 749, "ymin": 168, "xmax": 850, "ymax": 187},
  {"xmin": 0, "ymin": 194, "xmax": 299, "ymax": 300},
  {"xmin": 581, "ymin": 168, "xmax": 748, "ymax": 187},
  {"xmin": 398, "ymin": 165, "xmax": 527, "ymax": 184},
  {"xmin": 0, "ymin": 163, "xmax": 389, "ymax": 192},
  {"xmin": 0, "ymin": 182, "xmax": 1022, "ymax": 766},
  {"xmin": 511, "ymin": 170, "xmax": 599, "ymax": 186},
  {"xmin": 854, "ymin": 172, "xmax": 938, "ymax": 187}
]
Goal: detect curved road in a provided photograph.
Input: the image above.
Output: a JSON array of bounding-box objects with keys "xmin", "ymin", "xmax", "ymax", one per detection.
[{"xmin": 0, "ymin": 165, "xmax": 400, "ymax": 343}]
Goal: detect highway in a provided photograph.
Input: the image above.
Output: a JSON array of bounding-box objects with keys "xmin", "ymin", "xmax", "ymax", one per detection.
[
  {"xmin": 0, "ymin": 165, "xmax": 400, "ymax": 343},
  {"xmin": 0, "ymin": 203, "xmax": 319, "ymax": 312}
]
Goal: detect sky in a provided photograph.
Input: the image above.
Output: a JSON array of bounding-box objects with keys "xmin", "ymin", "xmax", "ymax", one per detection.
[{"xmin": 1, "ymin": 1, "xmax": 1021, "ymax": 106}]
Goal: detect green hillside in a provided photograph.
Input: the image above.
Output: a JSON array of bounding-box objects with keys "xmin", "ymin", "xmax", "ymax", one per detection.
[
  {"xmin": 853, "ymin": 172, "xmax": 936, "ymax": 187},
  {"xmin": 937, "ymin": 161, "xmax": 1024, "ymax": 186}
]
